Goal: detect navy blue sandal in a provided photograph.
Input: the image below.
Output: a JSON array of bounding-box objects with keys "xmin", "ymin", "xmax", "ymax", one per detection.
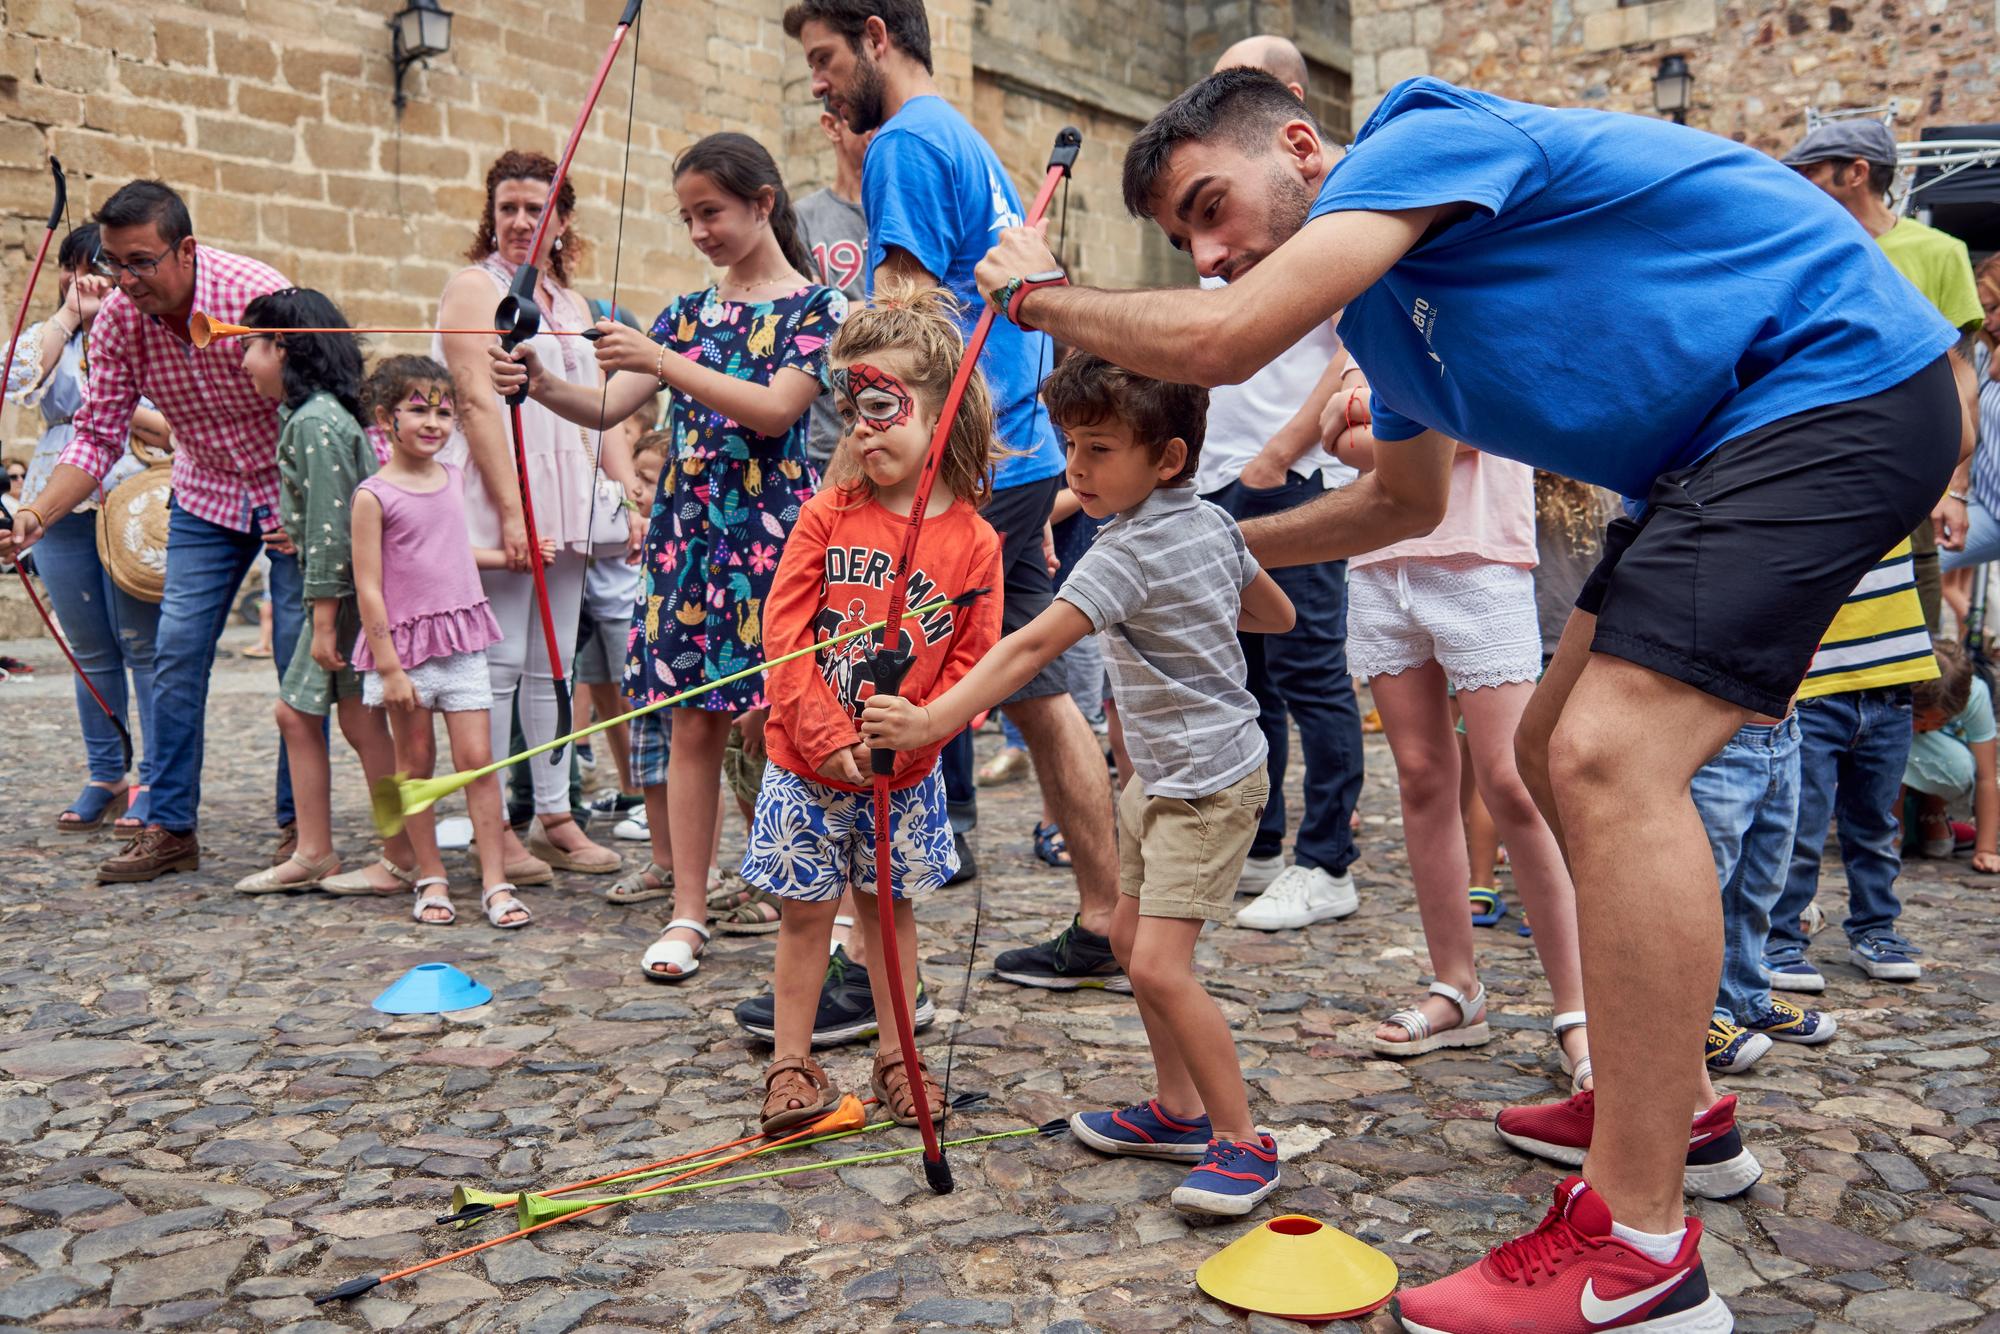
[
  {"xmin": 1469, "ymin": 887, "xmax": 1508, "ymax": 927},
  {"xmin": 1033, "ymin": 821, "xmax": 1072, "ymax": 868},
  {"xmin": 59, "ymin": 782, "xmax": 127, "ymax": 834}
]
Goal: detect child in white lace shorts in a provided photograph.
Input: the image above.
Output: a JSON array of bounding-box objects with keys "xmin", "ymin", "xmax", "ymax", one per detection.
[{"xmin": 1331, "ymin": 360, "xmax": 1591, "ymax": 1089}]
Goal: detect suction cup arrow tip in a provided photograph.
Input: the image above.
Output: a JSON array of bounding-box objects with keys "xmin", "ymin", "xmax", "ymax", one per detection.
[
  {"xmin": 370, "ymin": 773, "xmax": 408, "ymax": 837},
  {"xmin": 313, "ymin": 1275, "xmax": 381, "ymax": 1305},
  {"xmin": 923, "ymin": 1153, "xmax": 954, "ymax": 1195}
]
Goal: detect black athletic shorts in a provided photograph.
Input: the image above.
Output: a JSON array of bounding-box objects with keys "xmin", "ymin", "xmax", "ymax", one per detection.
[
  {"xmin": 1576, "ymin": 355, "xmax": 1959, "ymax": 717},
  {"xmin": 981, "ymin": 472, "xmax": 1066, "ymax": 703}
]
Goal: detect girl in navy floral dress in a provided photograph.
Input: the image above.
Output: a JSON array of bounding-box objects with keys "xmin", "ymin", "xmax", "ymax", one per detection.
[{"xmin": 492, "ymin": 132, "xmax": 839, "ymax": 982}]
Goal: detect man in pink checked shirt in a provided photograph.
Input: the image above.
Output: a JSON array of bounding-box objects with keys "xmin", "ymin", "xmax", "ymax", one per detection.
[{"xmin": 5, "ymin": 180, "xmax": 299, "ymax": 883}]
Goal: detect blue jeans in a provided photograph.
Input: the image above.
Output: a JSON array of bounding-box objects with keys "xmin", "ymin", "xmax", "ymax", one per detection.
[
  {"xmin": 1766, "ymin": 687, "xmax": 1914, "ymax": 962},
  {"xmin": 148, "ymin": 503, "xmax": 303, "ymax": 834},
  {"xmin": 1207, "ymin": 473, "xmax": 1363, "ymax": 873},
  {"xmin": 34, "ymin": 509, "xmax": 161, "ymax": 786},
  {"xmin": 1691, "ymin": 716, "xmax": 1800, "ymax": 1023}
]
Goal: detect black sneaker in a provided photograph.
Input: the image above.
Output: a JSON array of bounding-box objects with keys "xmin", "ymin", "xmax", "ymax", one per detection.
[
  {"xmin": 993, "ymin": 916, "xmax": 1131, "ymax": 993},
  {"xmin": 588, "ymin": 790, "xmax": 645, "ymax": 817},
  {"xmin": 733, "ymin": 946, "xmax": 936, "ymax": 1048},
  {"xmin": 946, "ymin": 830, "xmax": 977, "ymax": 886}
]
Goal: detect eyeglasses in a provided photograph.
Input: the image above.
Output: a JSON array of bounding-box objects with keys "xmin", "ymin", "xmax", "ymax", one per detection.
[{"xmin": 92, "ymin": 249, "xmax": 173, "ymax": 280}]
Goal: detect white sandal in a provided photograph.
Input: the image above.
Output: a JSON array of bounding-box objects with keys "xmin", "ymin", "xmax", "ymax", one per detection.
[
  {"xmin": 236, "ymin": 850, "xmax": 341, "ymax": 894},
  {"xmin": 1371, "ymin": 980, "xmax": 1492, "ymax": 1057},
  {"xmin": 1554, "ymin": 1010, "xmax": 1592, "ymax": 1092},
  {"xmin": 481, "ymin": 882, "xmax": 532, "ymax": 930},
  {"xmin": 411, "ymin": 877, "xmax": 456, "ymax": 926},
  {"xmin": 641, "ymin": 917, "xmax": 711, "ymax": 983}
]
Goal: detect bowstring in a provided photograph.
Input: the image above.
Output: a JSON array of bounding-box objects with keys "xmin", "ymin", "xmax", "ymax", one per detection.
[
  {"xmin": 939, "ymin": 166, "xmax": 1073, "ymax": 1115},
  {"xmin": 580, "ymin": 3, "xmax": 643, "ymax": 591}
]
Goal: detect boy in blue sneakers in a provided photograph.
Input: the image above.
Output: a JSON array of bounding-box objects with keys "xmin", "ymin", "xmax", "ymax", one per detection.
[{"xmin": 865, "ymin": 353, "xmax": 1296, "ymax": 1215}]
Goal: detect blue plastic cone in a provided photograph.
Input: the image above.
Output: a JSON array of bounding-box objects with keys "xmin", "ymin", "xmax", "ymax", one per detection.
[{"xmin": 373, "ymin": 962, "xmax": 493, "ymax": 1015}]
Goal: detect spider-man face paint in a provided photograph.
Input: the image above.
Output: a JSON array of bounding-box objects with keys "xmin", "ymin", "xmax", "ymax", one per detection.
[{"xmin": 831, "ymin": 362, "xmax": 916, "ymax": 430}]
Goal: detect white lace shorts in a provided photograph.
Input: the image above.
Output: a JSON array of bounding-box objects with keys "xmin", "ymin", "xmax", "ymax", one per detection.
[
  {"xmin": 1348, "ymin": 556, "xmax": 1543, "ymax": 691},
  {"xmin": 362, "ymin": 649, "xmax": 494, "ymax": 713}
]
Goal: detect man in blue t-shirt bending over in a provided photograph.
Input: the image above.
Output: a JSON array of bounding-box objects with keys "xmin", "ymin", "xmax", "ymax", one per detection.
[
  {"xmin": 978, "ymin": 71, "xmax": 1958, "ymax": 1334},
  {"xmin": 785, "ymin": 0, "xmax": 1126, "ymax": 995}
]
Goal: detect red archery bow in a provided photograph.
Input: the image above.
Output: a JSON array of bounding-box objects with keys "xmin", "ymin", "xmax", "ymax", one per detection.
[
  {"xmin": 0, "ymin": 158, "xmax": 136, "ymax": 775},
  {"xmin": 866, "ymin": 127, "xmax": 1083, "ymax": 1193},
  {"xmin": 491, "ymin": 0, "xmax": 645, "ymax": 763}
]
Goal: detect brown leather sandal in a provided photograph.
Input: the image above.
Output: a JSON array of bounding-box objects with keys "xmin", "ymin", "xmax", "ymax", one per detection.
[
  {"xmin": 870, "ymin": 1048, "xmax": 946, "ymax": 1129},
  {"xmin": 761, "ymin": 1055, "xmax": 839, "ymax": 1135}
]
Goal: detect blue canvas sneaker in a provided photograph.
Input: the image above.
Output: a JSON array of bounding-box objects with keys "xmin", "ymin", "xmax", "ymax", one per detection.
[
  {"xmin": 1170, "ymin": 1134, "xmax": 1281, "ymax": 1216},
  {"xmin": 1068, "ymin": 1099, "xmax": 1212, "ymax": 1160},
  {"xmin": 1849, "ymin": 934, "xmax": 1921, "ymax": 982}
]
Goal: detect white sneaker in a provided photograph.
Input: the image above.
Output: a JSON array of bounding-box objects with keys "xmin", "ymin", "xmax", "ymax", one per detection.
[
  {"xmin": 1233, "ymin": 865, "xmax": 1358, "ymax": 931},
  {"xmin": 1237, "ymin": 853, "xmax": 1284, "ymax": 897},
  {"xmin": 435, "ymin": 816, "xmax": 473, "ymax": 850},
  {"xmin": 613, "ymin": 807, "xmax": 650, "ymax": 841}
]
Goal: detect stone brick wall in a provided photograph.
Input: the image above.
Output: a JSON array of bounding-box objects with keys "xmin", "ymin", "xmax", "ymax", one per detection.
[
  {"xmin": 1, "ymin": 0, "xmax": 1352, "ymax": 390},
  {"xmin": 1349, "ymin": 0, "xmax": 1999, "ymax": 155}
]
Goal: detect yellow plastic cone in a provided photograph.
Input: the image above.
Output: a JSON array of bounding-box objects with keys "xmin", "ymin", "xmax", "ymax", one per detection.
[{"xmin": 1195, "ymin": 1215, "xmax": 1398, "ymax": 1321}]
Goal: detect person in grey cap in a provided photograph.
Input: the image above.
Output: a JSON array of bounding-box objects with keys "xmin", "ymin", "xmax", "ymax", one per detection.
[{"xmin": 1785, "ymin": 118, "xmax": 1983, "ymax": 631}]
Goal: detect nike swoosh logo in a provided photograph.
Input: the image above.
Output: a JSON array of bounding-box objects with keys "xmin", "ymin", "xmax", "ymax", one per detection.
[
  {"xmin": 1580, "ymin": 1273, "xmax": 1686, "ymax": 1324},
  {"xmin": 1686, "ymin": 1131, "xmax": 1714, "ymax": 1146}
]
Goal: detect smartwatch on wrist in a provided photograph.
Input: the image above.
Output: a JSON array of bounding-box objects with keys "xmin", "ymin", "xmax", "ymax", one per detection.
[{"xmin": 991, "ymin": 269, "xmax": 1069, "ymax": 330}]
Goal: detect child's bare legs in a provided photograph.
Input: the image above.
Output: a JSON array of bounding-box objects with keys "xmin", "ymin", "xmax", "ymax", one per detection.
[
  {"xmin": 1459, "ymin": 681, "xmax": 1589, "ymax": 1079},
  {"xmin": 444, "ymin": 711, "xmax": 511, "ymax": 896},
  {"xmin": 273, "ymin": 700, "xmax": 336, "ymax": 879},
  {"xmin": 1457, "ymin": 699, "xmax": 1500, "ymax": 887},
  {"xmin": 1370, "ymin": 663, "xmax": 1481, "ymax": 1043},
  {"xmin": 772, "ymin": 898, "xmax": 842, "ymax": 1060},
  {"xmin": 588, "ymin": 682, "xmax": 637, "ymax": 793},
  {"xmin": 387, "ymin": 706, "xmax": 452, "ymax": 923},
  {"xmin": 852, "ymin": 886, "xmax": 923, "ymax": 1064},
  {"xmin": 1108, "ymin": 893, "xmax": 1254, "ymax": 1140},
  {"xmin": 1943, "ymin": 566, "xmax": 1972, "ymax": 630},
  {"xmin": 650, "ymin": 707, "xmax": 732, "ymax": 969},
  {"xmin": 333, "ymin": 696, "xmax": 415, "ymax": 879}
]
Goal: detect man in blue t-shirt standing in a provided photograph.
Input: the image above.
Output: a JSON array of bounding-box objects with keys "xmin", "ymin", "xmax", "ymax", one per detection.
[
  {"xmin": 978, "ymin": 71, "xmax": 1958, "ymax": 1333},
  {"xmin": 785, "ymin": 0, "xmax": 1126, "ymax": 995}
]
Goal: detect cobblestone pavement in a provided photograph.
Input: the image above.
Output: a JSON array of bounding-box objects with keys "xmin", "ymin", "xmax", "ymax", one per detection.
[{"xmin": 3, "ymin": 627, "xmax": 1999, "ymax": 1333}]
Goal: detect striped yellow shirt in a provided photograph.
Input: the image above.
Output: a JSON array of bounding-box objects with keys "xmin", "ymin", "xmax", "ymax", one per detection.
[{"xmin": 1797, "ymin": 538, "xmax": 1938, "ymax": 700}]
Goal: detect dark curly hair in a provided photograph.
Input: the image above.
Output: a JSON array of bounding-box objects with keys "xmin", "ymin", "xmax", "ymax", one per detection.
[
  {"xmin": 363, "ymin": 354, "xmax": 453, "ymax": 426},
  {"xmin": 466, "ymin": 150, "xmax": 583, "ymax": 285},
  {"xmin": 241, "ymin": 288, "xmax": 365, "ymax": 423}
]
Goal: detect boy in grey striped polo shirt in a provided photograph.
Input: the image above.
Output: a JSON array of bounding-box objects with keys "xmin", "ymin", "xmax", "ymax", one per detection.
[{"xmin": 862, "ymin": 353, "xmax": 1297, "ymax": 1215}]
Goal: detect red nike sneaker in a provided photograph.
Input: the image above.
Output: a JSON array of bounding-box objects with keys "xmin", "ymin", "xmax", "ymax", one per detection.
[
  {"xmin": 1494, "ymin": 1089, "xmax": 1762, "ymax": 1200},
  {"xmin": 1394, "ymin": 1177, "xmax": 1731, "ymax": 1333}
]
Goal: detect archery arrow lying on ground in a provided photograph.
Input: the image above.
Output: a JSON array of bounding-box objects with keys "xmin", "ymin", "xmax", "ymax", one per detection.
[
  {"xmin": 438, "ymin": 1092, "xmax": 905, "ymax": 1228},
  {"xmin": 320, "ymin": 1096, "xmax": 1024, "ymax": 1304},
  {"xmin": 370, "ymin": 589, "xmax": 990, "ymax": 837}
]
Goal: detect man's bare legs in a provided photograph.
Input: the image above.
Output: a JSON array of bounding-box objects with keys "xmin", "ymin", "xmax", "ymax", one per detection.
[
  {"xmin": 1542, "ymin": 648, "xmax": 1747, "ymax": 1232},
  {"xmin": 1518, "ymin": 611, "xmax": 1727, "ymax": 1112},
  {"xmin": 1004, "ymin": 691, "xmax": 1117, "ymax": 936}
]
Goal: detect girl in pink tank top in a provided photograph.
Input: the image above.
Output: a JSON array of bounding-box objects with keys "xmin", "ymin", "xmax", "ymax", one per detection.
[{"xmin": 352, "ymin": 358, "xmax": 530, "ymax": 931}]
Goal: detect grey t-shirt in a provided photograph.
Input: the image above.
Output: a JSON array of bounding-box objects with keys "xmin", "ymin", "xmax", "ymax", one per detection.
[
  {"xmin": 794, "ymin": 186, "xmax": 868, "ymax": 466},
  {"xmin": 1059, "ymin": 486, "xmax": 1267, "ymax": 798}
]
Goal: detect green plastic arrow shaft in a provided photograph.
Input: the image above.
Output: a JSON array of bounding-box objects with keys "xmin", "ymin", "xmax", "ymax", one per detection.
[
  {"xmin": 409, "ymin": 592, "xmax": 967, "ymax": 802},
  {"xmin": 541, "ymin": 1125, "xmax": 1041, "ymax": 1210}
]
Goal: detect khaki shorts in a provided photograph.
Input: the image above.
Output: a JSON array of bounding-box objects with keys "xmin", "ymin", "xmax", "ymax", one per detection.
[{"xmin": 1117, "ymin": 765, "xmax": 1269, "ymax": 923}]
